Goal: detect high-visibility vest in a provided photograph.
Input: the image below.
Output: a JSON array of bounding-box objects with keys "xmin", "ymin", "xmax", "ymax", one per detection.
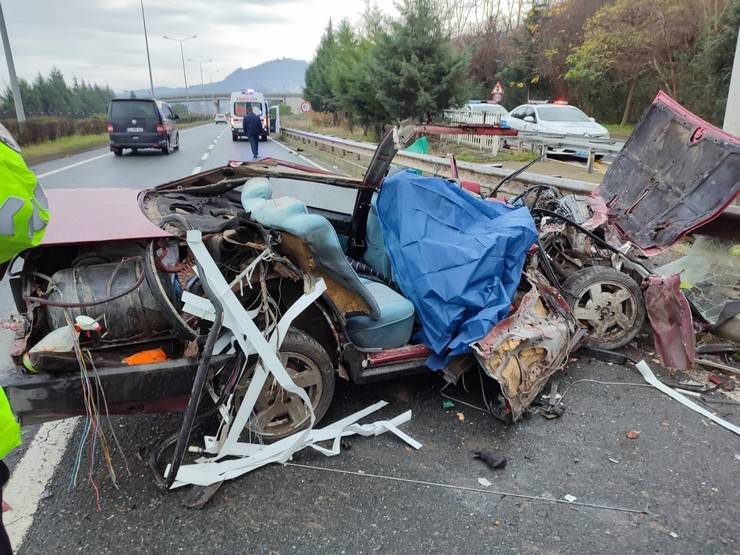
[
  {"xmin": 0, "ymin": 135, "xmax": 47, "ymax": 456},
  {"xmin": 0, "ymin": 388, "xmax": 20, "ymax": 459},
  {"xmin": 0, "ymin": 140, "xmax": 49, "ymax": 264}
]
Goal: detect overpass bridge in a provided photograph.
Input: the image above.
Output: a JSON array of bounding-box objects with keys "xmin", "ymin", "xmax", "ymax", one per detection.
[{"xmin": 157, "ymin": 91, "xmax": 304, "ymax": 114}]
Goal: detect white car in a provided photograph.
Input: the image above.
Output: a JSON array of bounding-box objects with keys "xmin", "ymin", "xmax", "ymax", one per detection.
[
  {"xmin": 503, "ymin": 102, "xmax": 609, "ymax": 157},
  {"xmin": 214, "ymin": 113, "xmax": 228, "ymax": 124}
]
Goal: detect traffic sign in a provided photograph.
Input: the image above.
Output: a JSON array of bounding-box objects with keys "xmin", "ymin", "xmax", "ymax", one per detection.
[
  {"xmin": 300, "ymin": 100, "xmax": 312, "ymax": 113},
  {"xmin": 491, "ymin": 81, "xmax": 504, "ymax": 103}
]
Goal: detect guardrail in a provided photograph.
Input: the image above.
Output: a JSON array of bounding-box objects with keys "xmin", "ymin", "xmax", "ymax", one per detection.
[
  {"xmin": 280, "ymin": 127, "xmax": 740, "ymax": 221},
  {"xmin": 442, "ymin": 108, "xmax": 625, "ymax": 172}
]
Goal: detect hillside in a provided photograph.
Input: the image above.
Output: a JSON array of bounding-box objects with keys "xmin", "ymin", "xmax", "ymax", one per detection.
[{"xmin": 133, "ymin": 58, "xmax": 307, "ymax": 96}]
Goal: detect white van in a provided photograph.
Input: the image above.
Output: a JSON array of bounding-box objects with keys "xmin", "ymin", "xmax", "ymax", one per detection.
[{"xmin": 230, "ymin": 90, "xmax": 269, "ymax": 142}]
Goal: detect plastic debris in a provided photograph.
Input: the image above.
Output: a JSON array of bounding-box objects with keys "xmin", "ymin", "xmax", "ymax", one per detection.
[
  {"xmin": 478, "ymin": 477, "xmax": 492, "ymax": 487},
  {"xmin": 456, "ymin": 412, "xmax": 465, "ymax": 422},
  {"xmin": 564, "ymin": 494, "xmax": 577, "ymax": 503},
  {"xmin": 626, "ymin": 430, "xmax": 641, "ymax": 440},
  {"xmin": 442, "ymin": 399, "xmax": 455, "ymax": 409},
  {"xmin": 473, "ymin": 449, "xmax": 507, "ymax": 470}
]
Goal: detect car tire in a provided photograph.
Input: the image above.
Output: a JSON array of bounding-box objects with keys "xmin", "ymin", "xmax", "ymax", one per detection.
[
  {"xmin": 131, "ymin": 147, "xmax": 138, "ymax": 154},
  {"xmin": 112, "ymin": 148, "xmax": 122, "ymax": 156},
  {"xmin": 161, "ymin": 136, "xmax": 171, "ymax": 155},
  {"xmin": 563, "ymin": 266, "xmax": 646, "ymax": 350},
  {"xmin": 231, "ymin": 132, "xmax": 238, "ymax": 141},
  {"xmin": 238, "ymin": 328, "xmax": 335, "ymax": 441},
  {"xmin": 173, "ymin": 133, "xmax": 180, "ymax": 151}
]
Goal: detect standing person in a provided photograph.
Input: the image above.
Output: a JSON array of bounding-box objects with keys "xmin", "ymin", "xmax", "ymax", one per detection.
[
  {"xmin": 0, "ymin": 122, "xmax": 50, "ymax": 555},
  {"xmin": 242, "ymin": 107, "xmax": 264, "ymax": 159}
]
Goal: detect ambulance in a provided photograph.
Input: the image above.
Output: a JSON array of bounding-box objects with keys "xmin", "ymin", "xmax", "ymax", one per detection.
[{"xmin": 230, "ymin": 89, "xmax": 269, "ymax": 142}]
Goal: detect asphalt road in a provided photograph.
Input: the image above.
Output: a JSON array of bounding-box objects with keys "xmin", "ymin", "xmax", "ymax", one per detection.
[{"xmin": 2, "ymin": 128, "xmax": 739, "ymax": 554}]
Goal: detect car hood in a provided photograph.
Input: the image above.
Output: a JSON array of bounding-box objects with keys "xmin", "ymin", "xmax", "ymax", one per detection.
[
  {"xmin": 595, "ymin": 91, "xmax": 740, "ymax": 255},
  {"xmin": 41, "ymin": 188, "xmax": 171, "ymax": 246}
]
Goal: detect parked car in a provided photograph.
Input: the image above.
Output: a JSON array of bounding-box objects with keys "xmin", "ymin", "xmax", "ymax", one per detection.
[
  {"xmin": 214, "ymin": 113, "xmax": 228, "ymax": 124},
  {"xmin": 107, "ymin": 98, "xmax": 180, "ymax": 156},
  {"xmin": 503, "ymin": 101, "xmax": 609, "ymax": 157}
]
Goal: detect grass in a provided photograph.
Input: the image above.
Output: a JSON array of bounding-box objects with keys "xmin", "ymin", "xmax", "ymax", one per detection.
[
  {"xmin": 282, "ymin": 115, "xmax": 377, "ymax": 142},
  {"xmin": 23, "ymin": 133, "xmax": 109, "ymax": 165},
  {"xmin": 22, "ymin": 119, "xmax": 211, "ymax": 165},
  {"xmin": 603, "ymin": 123, "xmax": 635, "ymax": 139}
]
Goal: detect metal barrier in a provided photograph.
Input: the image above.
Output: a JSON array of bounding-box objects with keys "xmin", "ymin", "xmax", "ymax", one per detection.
[
  {"xmin": 442, "ymin": 109, "xmax": 625, "ymax": 173},
  {"xmin": 279, "ymin": 127, "xmax": 740, "ymax": 222}
]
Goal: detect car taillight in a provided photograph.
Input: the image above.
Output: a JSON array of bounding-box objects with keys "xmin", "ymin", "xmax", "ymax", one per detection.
[
  {"xmin": 107, "ymin": 122, "xmax": 113, "ymax": 133},
  {"xmin": 156, "ymin": 123, "xmax": 164, "ymax": 134}
]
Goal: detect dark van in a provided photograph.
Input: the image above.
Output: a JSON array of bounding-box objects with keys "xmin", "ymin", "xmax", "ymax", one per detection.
[{"xmin": 107, "ymin": 98, "xmax": 180, "ymax": 156}]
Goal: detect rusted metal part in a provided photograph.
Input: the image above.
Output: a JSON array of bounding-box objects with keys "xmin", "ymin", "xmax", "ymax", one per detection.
[
  {"xmin": 277, "ymin": 233, "xmax": 373, "ymax": 317},
  {"xmin": 643, "ymin": 274, "xmax": 695, "ymax": 371},
  {"xmin": 471, "ymin": 272, "xmax": 585, "ymax": 422}
]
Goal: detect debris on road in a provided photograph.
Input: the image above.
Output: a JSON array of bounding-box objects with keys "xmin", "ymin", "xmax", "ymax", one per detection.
[
  {"xmin": 477, "ymin": 477, "xmax": 492, "ymax": 487},
  {"xmin": 473, "ymin": 449, "xmax": 507, "ymax": 470},
  {"xmin": 564, "ymin": 494, "xmax": 578, "ymax": 503},
  {"xmin": 626, "ymin": 430, "xmax": 641, "ymax": 440}
]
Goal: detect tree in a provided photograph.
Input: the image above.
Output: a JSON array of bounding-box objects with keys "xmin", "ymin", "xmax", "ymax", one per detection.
[
  {"xmin": 370, "ymin": 0, "xmax": 470, "ymax": 124},
  {"xmin": 566, "ymin": 0, "xmax": 701, "ymax": 125},
  {"xmin": 304, "ymin": 20, "xmax": 340, "ymax": 123}
]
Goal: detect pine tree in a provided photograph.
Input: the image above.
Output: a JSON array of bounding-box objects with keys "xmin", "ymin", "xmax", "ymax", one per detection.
[{"xmin": 304, "ymin": 19, "xmax": 340, "ymax": 122}]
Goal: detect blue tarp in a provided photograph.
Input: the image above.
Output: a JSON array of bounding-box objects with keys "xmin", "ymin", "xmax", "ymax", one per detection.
[{"xmin": 376, "ymin": 170, "xmax": 538, "ymax": 369}]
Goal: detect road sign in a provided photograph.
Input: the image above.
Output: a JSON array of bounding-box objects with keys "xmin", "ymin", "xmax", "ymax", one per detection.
[
  {"xmin": 491, "ymin": 81, "xmax": 504, "ymax": 104},
  {"xmin": 300, "ymin": 100, "xmax": 312, "ymax": 113}
]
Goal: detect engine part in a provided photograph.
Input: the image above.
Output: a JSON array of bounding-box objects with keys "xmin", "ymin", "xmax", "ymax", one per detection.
[{"xmin": 45, "ymin": 258, "xmax": 176, "ymax": 341}]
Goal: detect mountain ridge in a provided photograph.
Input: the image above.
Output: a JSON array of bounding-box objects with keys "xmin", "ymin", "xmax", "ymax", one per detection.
[{"xmin": 130, "ymin": 58, "xmax": 307, "ymax": 97}]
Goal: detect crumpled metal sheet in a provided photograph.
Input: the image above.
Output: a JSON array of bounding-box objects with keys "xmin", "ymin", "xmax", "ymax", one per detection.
[
  {"xmin": 471, "ymin": 272, "xmax": 585, "ymax": 422},
  {"xmin": 643, "ymin": 274, "xmax": 695, "ymax": 371}
]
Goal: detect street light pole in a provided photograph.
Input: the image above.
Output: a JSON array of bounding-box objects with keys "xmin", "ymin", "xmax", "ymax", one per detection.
[
  {"xmin": 188, "ymin": 58, "xmax": 212, "ymax": 115},
  {"xmin": 209, "ymin": 69, "xmax": 219, "ymax": 114},
  {"xmin": 0, "ymin": 1, "xmax": 25, "ymax": 121},
  {"xmin": 163, "ymin": 35, "xmax": 196, "ymax": 115},
  {"xmin": 140, "ymin": 0, "xmax": 155, "ymax": 97}
]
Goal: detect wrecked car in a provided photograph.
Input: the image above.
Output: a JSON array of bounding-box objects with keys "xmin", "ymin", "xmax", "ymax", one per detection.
[
  {"xmin": 0, "ymin": 90, "xmax": 737, "ymax": 451},
  {"xmin": 523, "ymin": 91, "xmax": 740, "ymax": 358}
]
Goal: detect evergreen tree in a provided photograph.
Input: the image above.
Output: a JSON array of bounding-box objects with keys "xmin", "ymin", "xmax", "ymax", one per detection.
[
  {"xmin": 369, "ymin": 0, "xmax": 469, "ymax": 124},
  {"xmin": 304, "ymin": 20, "xmax": 340, "ymax": 122}
]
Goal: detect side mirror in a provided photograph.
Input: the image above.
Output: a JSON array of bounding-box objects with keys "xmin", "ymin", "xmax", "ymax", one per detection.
[
  {"xmin": 173, "ymin": 114, "xmax": 180, "ymax": 120},
  {"xmin": 589, "ymin": 117, "xmax": 595, "ymax": 122},
  {"xmin": 524, "ymin": 115, "xmax": 535, "ymax": 123}
]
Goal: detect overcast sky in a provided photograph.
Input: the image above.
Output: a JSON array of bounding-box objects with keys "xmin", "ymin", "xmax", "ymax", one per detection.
[{"xmin": 0, "ymin": 0, "xmax": 396, "ymax": 91}]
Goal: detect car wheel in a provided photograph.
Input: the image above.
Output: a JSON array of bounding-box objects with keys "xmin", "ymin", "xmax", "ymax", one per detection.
[
  {"xmin": 237, "ymin": 328, "xmax": 335, "ymax": 441},
  {"xmin": 112, "ymin": 148, "xmax": 122, "ymax": 156},
  {"xmin": 231, "ymin": 132, "xmax": 238, "ymax": 141},
  {"xmin": 131, "ymin": 147, "xmax": 138, "ymax": 154},
  {"xmin": 563, "ymin": 266, "xmax": 646, "ymax": 350},
  {"xmin": 173, "ymin": 133, "xmax": 180, "ymax": 151},
  {"xmin": 161, "ymin": 136, "xmax": 171, "ymax": 155}
]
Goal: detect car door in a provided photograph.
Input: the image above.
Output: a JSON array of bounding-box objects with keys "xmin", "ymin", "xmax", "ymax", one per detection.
[
  {"xmin": 163, "ymin": 104, "xmax": 177, "ymax": 136},
  {"xmin": 505, "ymin": 106, "xmax": 527, "ymax": 130},
  {"xmin": 522, "ymin": 106, "xmax": 538, "ymax": 132}
]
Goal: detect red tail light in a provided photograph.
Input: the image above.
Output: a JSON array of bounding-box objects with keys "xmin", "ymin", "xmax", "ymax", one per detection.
[
  {"xmin": 106, "ymin": 122, "xmax": 113, "ymax": 133},
  {"xmin": 156, "ymin": 123, "xmax": 164, "ymax": 134}
]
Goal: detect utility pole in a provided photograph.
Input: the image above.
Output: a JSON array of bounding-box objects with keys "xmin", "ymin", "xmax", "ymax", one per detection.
[
  {"xmin": 209, "ymin": 69, "xmax": 219, "ymax": 114},
  {"xmin": 723, "ymin": 26, "xmax": 740, "ymax": 136},
  {"xmin": 140, "ymin": 0, "xmax": 155, "ymax": 97},
  {"xmin": 0, "ymin": 1, "xmax": 25, "ymax": 121},
  {"xmin": 188, "ymin": 58, "xmax": 212, "ymax": 114},
  {"xmin": 163, "ymin": 35, "xmax": 196, "ymax": 115}
]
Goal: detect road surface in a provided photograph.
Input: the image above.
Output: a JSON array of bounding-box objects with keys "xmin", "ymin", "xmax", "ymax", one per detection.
[{"xmin": 1, "ymin": 126, "xmax": 738, "ymax": 554}]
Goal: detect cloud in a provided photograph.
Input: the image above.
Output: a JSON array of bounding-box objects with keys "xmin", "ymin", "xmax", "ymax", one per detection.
[{"xmin": 0, "ymin": 0, "xmax": 390, "ymax": 91}]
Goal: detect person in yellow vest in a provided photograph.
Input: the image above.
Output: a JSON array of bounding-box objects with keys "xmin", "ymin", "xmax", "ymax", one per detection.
[{"xmin": 0, "ymin": 121, "xmax": 49, "ymax": 555}]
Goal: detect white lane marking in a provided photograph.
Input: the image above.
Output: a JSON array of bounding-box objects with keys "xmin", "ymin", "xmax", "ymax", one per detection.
[
  {"xmin": 35, "ymin": 123, "xmax": 219, "ymax": 178},
  {"xmin": 36, "ymin": 152, "xmax": 112, "ymax": 178},
  {"xmin": 208, "ymin": 145, "xmax": 214, "ymax": 150},
  {"xmin": 191, "ymin": 166, "xmax": 202, "ymax": 175},
  {"xmin": 267, "ymin": 137, "xmax": 326, "ymax": 170},
  {"xmin": 6, "ymin": 418, "xmax": 79, "ymax": 551},
  {"xmin": 200, "ymin": 152, "xmax": 209, "ymax": 161}
]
